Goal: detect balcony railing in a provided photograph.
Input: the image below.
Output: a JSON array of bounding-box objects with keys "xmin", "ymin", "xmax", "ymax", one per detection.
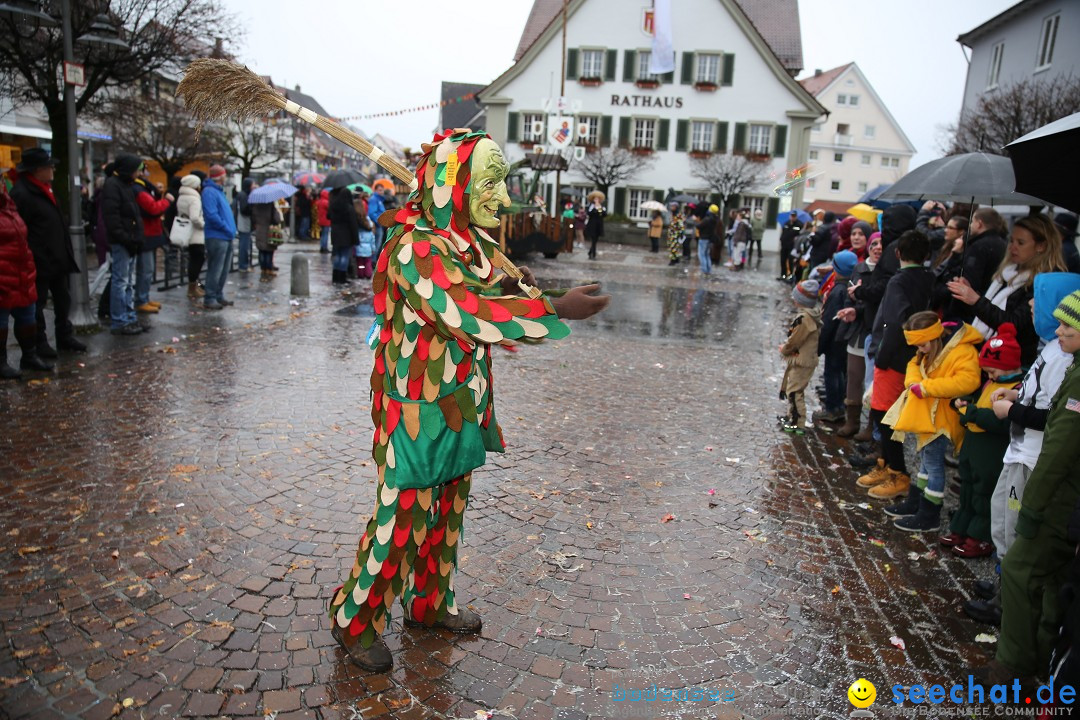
[{"xmin": 834, "ymin": 133, "xmax": 853, "ymax": 147}]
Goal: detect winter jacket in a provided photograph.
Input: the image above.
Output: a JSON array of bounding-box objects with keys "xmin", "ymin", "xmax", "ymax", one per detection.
[
  {"xmin": 807, "ymin": 221, "xmax": 837, "ymax": 269},
  {"xmin": 175, "ymin": 176, "xmax": 205, "ymax": 246},
  {"xmin": 9, "ymin": 175, "xmax": 77, "ymax": 276},
  {"xmin": 648, "ymin": 215, "xmax": 663, "ymax": 239},
  {"xmin": 252, "ymin": 203, "xmax": 281, "ymax": 253},
  {"xmin": 887, "ymin": 323, "xmax": 983, "ymax": 450},
  {"xmin": 201, "ymin": 180, "xmax": 236, "ymax": 241},
  {"xmin": 101, "ymin": 173, "xmax": 144, "ymax": 254},
  {"xmin": 969, "ymin": 266, "xmax": 1040, "ymax": 367},
  {"xmin": 294, "ymin": 188, "xmax": 312, "ymax": 222},
  {"xmin": 779, "ymin": 219, "xmax": 802, "ymax": 249},
  {"xmin": 134, "ymin": 177, "xmax": 171, "ymax": 249},
  {"xmin": 781, "ymin": 306, "xmax": 822, "ymax": 369},
  {"xmin": 853, "ymin": 204, "xmax": 917, "ymax": 326},
  {"xmin": 586, "ymin": 204, "xmax": 605, "ymax": 238},
  {"xmin": 872, "ymin": 265, "xmax": 936, "ymax": 373},
  {"xmin": 818, "ymin": 279, "xmax": 852, "ymax": 357},
  {"xmin": 961, "ymin": 230, "xmax": 1007, "ymax": 299},
  {"xmin": 329, "ymin": 189, "xmax": 359, "ymax": 251},
  {"xmin": 916, "ymin": 209, "xmax": 947, "ymax": 257},
  {"xmin": 751, "ymin": 216, "xmax": 765, "ymax": 242},
  {"xmin": 366, "ymin": 190, "xmax": 385, "ymax": 227},
  {"xmin": 0, "ymin": 188, "xmax": 37, "ymax": 309},
  {"xmin": 959, "ymin": 375, "xmax": 1021, "ymax": 438},
  {"xmin": 234, "ymin": 178, "xmax": 254, "ymax": 234},
  {"xmin": 316, "ymin": 190, "xmax": 331, "ymax": 228},
  {"xmin": 841, "ymin": 259, "xmax": 876, "ymax": 351},
  {"xmin": 1015, "ymin": 354, "xmax": 1080, "ymax": 540}
]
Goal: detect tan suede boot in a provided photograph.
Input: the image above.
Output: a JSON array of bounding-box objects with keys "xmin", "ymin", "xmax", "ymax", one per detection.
[
  {"xmin": 856, "ymin": 458, "xmax": 890, "ymax": 488},
  {"xmin": 869, "ymin": 470, "xmax": 911, "ymax": 500}
]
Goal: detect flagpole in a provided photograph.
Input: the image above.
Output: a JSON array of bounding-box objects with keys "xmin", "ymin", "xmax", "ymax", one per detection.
[{"xmin": 555, "ymin": 0, "xmax": 567, "ymax": 230}]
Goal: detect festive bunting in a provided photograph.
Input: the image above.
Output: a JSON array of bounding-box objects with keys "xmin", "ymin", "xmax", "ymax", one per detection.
[{"xmin": 336, "ymin": 93, "xmax": 476, "ymax": 122}]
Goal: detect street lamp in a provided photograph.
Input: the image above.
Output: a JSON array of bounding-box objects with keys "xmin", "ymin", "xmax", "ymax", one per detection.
[{"xmin": 62, "ymin": 2, "xmax": 127, "ymax": 329}]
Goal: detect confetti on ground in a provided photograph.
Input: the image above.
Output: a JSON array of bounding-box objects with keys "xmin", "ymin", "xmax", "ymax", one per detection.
[
  {"xmin": 975, "ymin": 633, "xmax": 997, "ymax": 644},
  {"xmin": 660, "ymin": 514, "xmax": 675, "ymax": 523},
  {"xmin": 889, "ymin": 636, "xmax": 906, "ymax": 650},
  {"xmin": 707, "ymin": 489, "xmax": 716, "ymax": 495},
  {"xmin": 857, "ymin": 503, "xmax": 872, "ymax": 510},
  {"xmin": 869, "ymin": 538, "xmax": 885, "ymax": 547},
  {"xmin": 725, "ymin": 457, "xmax": 740, "ymax": 463},
  {"xmin": 683, "ymin": 593, "xmax": 691, "ymax": 599},
  {"xmin": 814, "ymin": 501, "xmax": 824, "ymax": 509},
  {"xmin": 907, "ymin": 552, "xmax": 921, "ymax": 561},
  {"xmin": 884, "ymin": 563, "xmax": 892, "ymax": 573},
  {"xmin": 831, "ymin": 585, "xmax": 840, "ymax": 594},
  {"xmin": 705, "ymin": 446, "xmax": 713, "ymax": 451},
  {"xmin": 921, "ymin": 550, "xmax": 938, "ymax": 560},
  {"xmin": 744, "ymin": 507, "xmax": 758, "ymax": 514}
]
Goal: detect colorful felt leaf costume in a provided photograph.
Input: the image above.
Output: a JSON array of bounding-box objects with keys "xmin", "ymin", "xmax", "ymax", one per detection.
[{"xmin": 330, "ymin": 130, "xmax": 570, "ymax": 649}]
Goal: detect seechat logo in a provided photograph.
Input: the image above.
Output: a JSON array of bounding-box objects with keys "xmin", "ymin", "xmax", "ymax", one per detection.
[
  {"xmin": 848, "ymin": 678, "xmax": 877, "ymax": 718},
  {"xmin": 891, "ymin": 675, "xmax": 1076, "ymax": 707}
]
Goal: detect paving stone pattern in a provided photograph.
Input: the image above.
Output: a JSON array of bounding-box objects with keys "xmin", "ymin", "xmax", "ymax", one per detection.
[{"xmin": 0, "ymin": 245, "xmax": 998, "ymax": 719}]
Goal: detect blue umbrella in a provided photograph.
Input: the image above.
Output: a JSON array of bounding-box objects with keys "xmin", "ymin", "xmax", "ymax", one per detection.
[
  {"xmin": 776, "ymin": 208, "xmax": 811, "ymax": 225},
  {"xmin": 248, "ymin": 182, "xmax": 298, "ymax": 203}
]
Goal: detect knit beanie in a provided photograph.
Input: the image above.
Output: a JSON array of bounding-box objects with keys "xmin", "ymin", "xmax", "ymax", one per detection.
[
  {"xmin": 979, "ymin": 322, "xmax": 1022, "ymax": 371},
  {"xmin": 832, "ymin": 250, "xmax": 858, "ymax": 278},
  {"xmin": 208, "ymin": 164, "xmax": 227, "ymax": 179},
  {"xmin": 1053, "ymin": 289, "xmax": 1080, "ymax": 332},
  {"xmin": 1034, "ymin": 273, "xmax": 1080, "ymax": 341},
  {"xmin": 868, "ymin": 231, "xmax": 882, "ymax": 244},
  {"xmin": 852, "ymin": 220, "xmax": 873, "ymax": 239},
  {"xmin": 793, "ymin": 279, "xmax": 820, "ymax": 308}
]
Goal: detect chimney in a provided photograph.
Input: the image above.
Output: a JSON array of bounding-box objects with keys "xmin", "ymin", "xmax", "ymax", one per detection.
[
  {"xmin": 814, "ymin": 68, "xmax": 822, "ymax": 76},
  {"xmin": 295, "ymin": 84, "xmax": 301, "ymax": 92},
  {"xmin": 211, "ymin": 37, "xmax": 225, "ymax": 59}
]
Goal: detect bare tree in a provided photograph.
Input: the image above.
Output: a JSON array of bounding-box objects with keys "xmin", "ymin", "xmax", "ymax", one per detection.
[
  {"xmin": 574, "ymin": 147, "xmax": 657, "ymax": 201},
  {"xmin": 689, "ymin": 154, "xmax": 770, "ymax": 208},
  {"xmin": 946, "ymin": 74, "xmax": 1080, "ymax": 155},
  {"xmin": 220, "ymin": 119, "xmax": 288, "ymax": 179},
  {"xmin": 0, "ymin": 0, "xmax": 239, "ymax": 208},
  {"xmin": 104, "ymin": 93, "xmax": 223, "ymax": 185}
]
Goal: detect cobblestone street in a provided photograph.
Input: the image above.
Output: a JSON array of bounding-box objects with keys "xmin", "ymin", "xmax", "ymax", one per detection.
[{"xmin": 1, "ymin": 243, "xmax": 1000, "ymax": 719}]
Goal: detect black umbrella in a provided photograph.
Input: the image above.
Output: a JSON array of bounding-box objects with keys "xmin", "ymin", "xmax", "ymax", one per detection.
[
  {"xmin": 1004, "ymin": 111, "xmax": 1080, "ymax": 212},
  {"xmin": 559, "ymin": 187, "xmax": 583, "ymax": 197},
  {"xmin": 878, "ymin": 152, "xmax": 1042, "ymax": 206},
  {"xmin": 667, "ymin": 193, "xmax": 697, "ymax": 203},
  {"xmin": 321, "ymin": 168, "xmax": 367, "ymax": 190}
]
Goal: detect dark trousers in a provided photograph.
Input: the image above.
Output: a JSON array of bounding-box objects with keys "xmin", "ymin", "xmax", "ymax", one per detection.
[
  {"xmin": 35, "ymin": 271, "xmax": 72, "ymax": 344},
  {"xmin": 823, "ymin": 349, "xmax": 847, "ymax": 412},
  {"xmin": 869, "ymin": 407, "xmax": 907, "ymax": 475},
  {"xmin": 187, "ymin": 244, "xmax": 205, "ymax": 283},
  {"xmin": 779, "ymin": 240, "xmax": 794, "ymax": 277},
  {"xmin": 587, "ymin": 233, "xmax": 600, "ymax": 258},
  {"xmin": 746, "ymin": 237, "xmax": 763, "ymax": 266}
]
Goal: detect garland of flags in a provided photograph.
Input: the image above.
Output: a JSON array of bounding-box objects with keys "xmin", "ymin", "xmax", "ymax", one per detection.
[{"xmin": 335, "ymin": 93, "xmax": 476, "ymax": 122}]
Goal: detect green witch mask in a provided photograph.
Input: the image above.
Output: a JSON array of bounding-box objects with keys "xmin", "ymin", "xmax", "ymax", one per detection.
[{"xmin": 468, "ymin": 138, "xmax": 510, "ymax": 229}]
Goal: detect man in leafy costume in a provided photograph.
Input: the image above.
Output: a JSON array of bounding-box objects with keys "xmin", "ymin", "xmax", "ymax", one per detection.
[{"xmin": 329, "ymin": 129, "xmax": 609, "ymax": 671}]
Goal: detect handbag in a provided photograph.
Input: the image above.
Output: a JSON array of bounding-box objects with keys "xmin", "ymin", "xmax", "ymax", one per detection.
[
  {"xmin": 268, "ymin": 225, "xmax": 285, "ymax": 245},
  {"xmin": 170, "ymin": 214, "xmax": 193, "ymax": 247}
]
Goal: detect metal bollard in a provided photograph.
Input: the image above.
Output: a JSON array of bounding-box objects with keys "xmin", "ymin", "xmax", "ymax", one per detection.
[{"xmin": 290, "ymin": 253, "xmax": 310, "ymax": 297}]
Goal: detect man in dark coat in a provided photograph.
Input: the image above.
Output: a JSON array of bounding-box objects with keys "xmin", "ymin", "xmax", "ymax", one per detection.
[
  {"xmin": 101, "ymin": 154, "xmax": 146, "ymax": 335},
  {"xmin": 778, "ymin": 211, "xmax": 802, "ymax": 281},
  {"xmin": 9, "ymin": 148, "xmax": 86, "ymax": 356},
  {"xmin": 807, "ymin": 211, "xmax": 837, "ymax": 270}
]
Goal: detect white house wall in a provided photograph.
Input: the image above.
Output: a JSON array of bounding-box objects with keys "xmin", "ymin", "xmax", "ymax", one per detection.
[{"xmin": 485, "ymin": 0, "xmax": 823, "ymax": 251}]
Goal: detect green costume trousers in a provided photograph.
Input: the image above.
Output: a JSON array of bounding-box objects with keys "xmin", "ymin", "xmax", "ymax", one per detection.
[{"xmin": 949, "ymin": 434, "xmax": 1007, "ymax": 542}]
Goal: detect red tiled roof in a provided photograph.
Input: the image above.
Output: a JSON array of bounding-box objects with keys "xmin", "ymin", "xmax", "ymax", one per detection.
[
  {"xmin": 804, "ymin": 199, "xmax": 857, "ymax": 216},
  {"xmin": 514, "ymin": 0, "xmax": 804, "ymax": 72},
  {"xmin": 797, "ymin": 63, "xmax": 852, "ymax": 97}
]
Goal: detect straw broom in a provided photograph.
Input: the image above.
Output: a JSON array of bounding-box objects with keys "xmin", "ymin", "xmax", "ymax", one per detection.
[{"xmin": 176, "ymin": 59, "xmax": 541, "ymax": 298}]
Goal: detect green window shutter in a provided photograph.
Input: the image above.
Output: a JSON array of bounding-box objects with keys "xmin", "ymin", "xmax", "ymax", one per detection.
[
  {"xmin": 721, "ymin": 53, "xmax": 735, "ymax": 86},
  {"xmin": 600, "ymin": 115, "xmax": 613, "ymax": 146},
  {"xmin": 681, "ymin": 52, "xmax": 695, "ymax": 84},
  {"xmin": 675, "ymin": 120, "xmax": 688, "ymax": 152},
  {"xmin": 715, "ymin": 121, "xmax": 729, "ymax": 153},
  {"xmin": 507, "ymin": 112, "xmax": 520, "ymax": 142},
  {"xmin": 660, "ymin": 70, "xmax": 674, "ymax": 84},
  {"xmin": 766, "ymin": 197, "xmax": 780, "ymax": 229},
  {"xmin": 773, "ymin": 124, "xmax": 788, "ymax": 158},
  {"xmin": 733, "ymin": 122, "xmax": 747, "ymax": 154},
  {"xmin": 546, "ymin": 183, "xmax": 553, "ymax": 210},
  {"xmin": 709, "ymin": 193, "xmax": 721, "ymax": 207},
  {"xmin": 618, "ymin": 117, "xmax": 631, "ymax": 148},
  {"xmin": 726, "ymin": 194, "xmax": 741, "ymax": 214},
  {"xmin": 657, "ymin": 119, "xmax": 670, "ymax": 151},
  {"xmin": 566, "ymin": 48, "xmax": 579, "ymax": 79},
  {"xmin": 604, "ymin": 49, "xmax": 618, "ymax": 81},
  {"xmin": 652, "ymin": 189, "xmax": 664, "ymax": 202},
  {"xmin": 614, "ymin": 187, "xmax": 627, "ymax": 215},
  {"xmin": 624, "ymin": 50, "xmax": 636, "ymax": 82}
]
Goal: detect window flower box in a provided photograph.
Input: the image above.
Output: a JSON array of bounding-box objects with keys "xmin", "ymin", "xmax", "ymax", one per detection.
[
  {"xmin": 688, "ymin": 149, "xmax": 713, "ymax": 159},
  {"xmin": 746, "ymin": 152, "xmax": 771, "ymax": 163},
  {"xmin": 519, "ymin": 141, "xmax": 537, "ymax": 150},
  {"xmin": 631, "ymin": 146, "xmax": 655, "ymax": 156},
  {"xmin": 634, "ymin": 78, "xmax": 660, "ymax": 89},
  {"xmin": 580, "ymin": 143, "xmax": 600, "ymax": 154},
  {"xmin": 578, "ymin": 76, "xmax": 603, "ymax": 87},
  {"xmin": 693, "ymin": 81, "xmax": 718, "ymax": 92}
]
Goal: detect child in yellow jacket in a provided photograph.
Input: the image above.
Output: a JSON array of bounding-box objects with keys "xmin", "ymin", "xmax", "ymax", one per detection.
[{"xmin": 881, "ymin": 311, "xmax": 983, "ymax": 532}]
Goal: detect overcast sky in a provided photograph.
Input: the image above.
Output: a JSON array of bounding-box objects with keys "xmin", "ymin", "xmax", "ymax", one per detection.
[{"xmin": 220, "ymin": 0, "xmax": 1015, "ymax": 168}]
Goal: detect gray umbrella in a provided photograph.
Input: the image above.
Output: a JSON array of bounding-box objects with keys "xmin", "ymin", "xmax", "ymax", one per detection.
[
  {"xmin": 878, "ymin": 152, "xmax": 1042, "ymax": 206},
  {"xmin": 1004, "ymin": 111, "xmax": 1080, "ymax": 212},
  {"xmin": 667, "ymin": 193, "xmax": 697, "ymax": 203},
  {"xmin": 321, "ymin": 168, "xmax": 367, "ymax": 190}
]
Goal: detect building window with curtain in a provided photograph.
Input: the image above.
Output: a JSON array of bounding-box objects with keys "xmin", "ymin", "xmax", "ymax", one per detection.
[
  {"xmin": 690, "ymin": 121, "xmax": 714, "ymax": 152},
  {"xmin": 522, "ymin": 113, "xmax": 545, "ymax": 144},
  {"xmin": 1037, "ymin": 14, "xmax": 1059, "ymax": 69},
  {"xmin": 748, "ymin": 124, "xmax": 771, "ymax": 155},
  {"xmin": 637, "ymin": 51, "xmax": 657, "ymax": 81},
  {"xmin": 582, "ymin": 49, "xmax": 604, "ymax": 78},
  {"xmin": 696, "ymin": 54, "xmax": 720, "ymax": 84},
  {"xmin": 628, "ymin": 188, "xmax": 652, "ymax": 221},
  {"xmin": 633, "ymin": 118, "xmax": 656, "ymax": 149},
  {"xmin": 578, "ymin": 115, "xmax": 599, "ymax": 146}
]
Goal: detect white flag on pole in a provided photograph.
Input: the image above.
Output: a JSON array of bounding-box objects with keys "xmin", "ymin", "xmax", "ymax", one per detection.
[{"xmin": 648, "ymin": 0, "xmax": 675, "ymax": 74}]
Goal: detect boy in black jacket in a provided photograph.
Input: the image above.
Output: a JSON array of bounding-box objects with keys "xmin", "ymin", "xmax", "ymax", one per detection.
[{"xmin": 856, "ymin": 230, "xmax": 934, "ymax": 501}]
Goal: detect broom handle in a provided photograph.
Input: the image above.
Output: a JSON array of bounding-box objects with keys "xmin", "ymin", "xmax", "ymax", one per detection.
[{"xmin": 280, "ymin": 98, "xmax": 543, "ymax": 299}]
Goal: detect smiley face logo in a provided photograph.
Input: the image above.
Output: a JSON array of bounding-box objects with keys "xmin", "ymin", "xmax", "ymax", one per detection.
[{"xmin": 848, "ymin": 678, "xmax": 876, "ymax": 708}]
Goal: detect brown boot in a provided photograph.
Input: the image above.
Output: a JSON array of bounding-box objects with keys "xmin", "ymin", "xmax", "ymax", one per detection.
[
  {"xmin": 404, "ymin": 606, "xmax": 482, "ymax": 634},
  {"xmin": 869, "ymin": 470, "xmax": 911, "ymax": 500},
  {"xmin": 330, "ymin": 624, "xmax": 392, "ymax": 672},
  {"xmin": 852, "ymin": 423, "xmax": 874, "ymax": 443},
  {"xmin": 187, "ymin": 281, "xmax": 204, "ymax": 299},
  {"xmin": 836, "ymin": 403, "xmax": 861, "ymax": 437},
  {"xmin": 856, "ymin": 458, "xmax": 890, "ymax": 488}
]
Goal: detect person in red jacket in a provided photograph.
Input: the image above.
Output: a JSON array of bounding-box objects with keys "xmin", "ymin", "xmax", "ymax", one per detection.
[
  {"xmin": 0, "ymin": 180, "xmax": 51, "ymax": 378},
  {"xmin": 316, "ymin": 189, "xmax": 331, "ymax": 253},
  {"xmin": 133, "ymin": 167, "xmax": 173, "ymax": 314}
]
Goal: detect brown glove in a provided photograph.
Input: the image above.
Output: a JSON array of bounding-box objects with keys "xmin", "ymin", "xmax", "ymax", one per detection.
[
  {"xmin": 500, "ymin": 266, "xmax": 537, "ymax": 295},
  {"xmin": 550, "ymin": 283, "xmax": 611, "ymax": 320}
]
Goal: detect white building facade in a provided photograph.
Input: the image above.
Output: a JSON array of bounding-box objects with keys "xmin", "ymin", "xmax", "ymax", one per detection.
[
  {"xmin": 479, "ymin": 0, "xmax": 825, "ymax": 247},
  {"xmin": 798, "ymin": 63, "xmax": 915, "ymax": 206}
]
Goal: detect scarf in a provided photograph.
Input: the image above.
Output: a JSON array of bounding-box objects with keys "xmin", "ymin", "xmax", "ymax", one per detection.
[
  {"xmin": 25, "ymin": 174, "xmax": 56, "ymax": 206},
  {"xmin": 972, "ymin": 264, "xmax": 1030, "ymax": 339}
]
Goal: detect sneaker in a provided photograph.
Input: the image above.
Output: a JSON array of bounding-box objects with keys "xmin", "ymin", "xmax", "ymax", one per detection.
[
  {"xmin": 136, "ymin": 303, "xmax": 159, "ymax": 313},
  {"xmin": 884, "ymin": 487, "xmax": 921, "ymax": 518},
  {"xmin": 856, "ymin": 459, "xmax": 890, "ymax": 488},
  {"xmin": 938, "ymin": 533, "xmax": 965, "ymax": 547},
  {"xmin": 203, "ymin": 300, "xmax": 223, "ymax": 311},
  {"xmin": 813, "ymin": 408, "xmax": 845, "ymax": 424},
  {"xmin": 963, "ymin": 598, "xmax": 1002, "ymax": 626},
  {"xmin": 973, "ymin": 579, "xmax": 997, "ymax": 601},
  {"xmin": 952, "ymin": 538, "xmax": 994, "ymax": 559},
  {"xmin": 781, "ymin": 422, "xmax": 805, "ymax": 436},
  {"xmin": 110, "ymin": 323, "xmax": 143, "ymax": 336},
  {"xmin": 219, "ymin": 299, "xmax": 235, "ymax": 306},
  {"xmin": 330, "ymin": 624, "xmax": 392, "ymax": 672},
  {"xmin": 868, "ymin": 470, "xmax": 911, "ymax": 500}
]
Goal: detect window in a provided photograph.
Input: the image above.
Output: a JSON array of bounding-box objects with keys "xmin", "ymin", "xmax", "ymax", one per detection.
[
  {"xmin": 808, "ymin": 149, "xmax": 819, "ymax": 161},
  {"xmin": 582, "ymin": 49, "xmax": 604, "ymax": 78},
  {"xmin": 848, "ymin": 95, "xmax": 860, "ymax": 107},
  {"xmin": 864, "ymin": 125, "xmax": 876, "ymax": 139},
  {"xmin": 807, "ymin": 178, "xmax": 817, "ymax": 190},
  {"xmin": 637, "ymin": 51, "xmax": 657, "ymax": 81},
  {"xmin": 858, "ymin": 182, "xmax": 868, "ymax": 193},
  {"xmin": 834, "ymin": 152, "xmax": 844, "ymax": 163},
  {"xmin": 837, "ymin": 123, "xmax": 850, "ymax": 136},
  {"xmin": 696, "ymin": 53, "xmax": 720, "ymax": 84},
  {"xmin": 690, "ymin": 121, "xmax": 714, "ymax": 152},
  {"xmin": 522, "ymin": 113, "xmax": 545, "ymax": 143},
  {"xmin": 748, "ymin": 124, "xmax": 772, "ymax": 155},
  {"xmin": 861, "ymin": 154, "xmax": 871, "ymax": 166},
  {"xmin": 578, "ymin": 115, "xmax": 600, "ymax": 146},
  {"xmin": 987, "ymin": 42, "xmax": 1004, "ymax": 88},
  {"xmin": 744, "ymin": 196, "xmax": 765, "ymax": 215},
  {"xmin": 812, "ymin": 122, "xmax": 822, "ymax": 133},
  {"xmin": 633, "ymin": 118, "xmax": 656, "ymax": 149},
  {"xmin": 1037, "ymin": 14, "xmax": 1059, "ymax": 69},
  {"xmin": 881, "ymin": 155, "xmax": 900, "ymax": 168},
  {"xmin": 837, "ymin": 94, "xmax": 847, "ymax": 105},
  {"xmin": 830, "ymin": 180, "xmax": 841, "ymax": 193},
  {"xmin": 628, "ymin": 188, "xmax": 652, "ymax": 220}
]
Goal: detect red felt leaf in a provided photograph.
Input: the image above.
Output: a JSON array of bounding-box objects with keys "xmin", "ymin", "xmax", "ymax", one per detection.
[
  {"xmin": 399, "ymin": 489, "xmax": 416, "ymax": 511},
  {"xmin": 413, "ymin": 241, "xmax": 430, "ymax": 258},
  {"xmin": 385, "ymin": 399, "xmax": 402, "ymax": 434},
  {"xmin": 393, "ymin": 523, "xmax": 411, "ymax": 548}
]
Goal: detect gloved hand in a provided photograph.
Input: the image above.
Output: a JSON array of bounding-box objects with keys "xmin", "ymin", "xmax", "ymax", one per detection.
[
  {"xmin": 500, "ymin": 266, "xmax": 537, "ymax": 295},
  {"xmin": 550, "ymin": 283, "xmax": 611, "ymax": 320},
  {"xmin": 909, "ymin": 383, "xmax": 924, "ymax": 399}
]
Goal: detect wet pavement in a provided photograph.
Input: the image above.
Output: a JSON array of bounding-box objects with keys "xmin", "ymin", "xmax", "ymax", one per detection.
[{"xmin": 1, "ymin": 241, "xmax": 1000, "ymax": 719}]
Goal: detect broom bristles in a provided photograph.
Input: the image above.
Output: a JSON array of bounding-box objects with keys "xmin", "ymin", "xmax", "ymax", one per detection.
[{"xmin": 176, "ymin": 59, "xmax": 286, "ymax": 123}]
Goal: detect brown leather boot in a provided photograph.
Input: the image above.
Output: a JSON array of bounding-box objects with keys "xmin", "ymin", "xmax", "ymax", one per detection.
[
  {"xmin": 330, "ymin": 624, "xmax": 392, "ymax": 672},
  {"xmin": 404, "ymin": 606, "xmax": 482, "ymax": 634},
  {"xmin": 852, "ymin": 423, "xmax": 874, "ymax": 442},
  {"xmin": 836, "ymin": 403, "xmax": 861, "ymax": 437}
]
